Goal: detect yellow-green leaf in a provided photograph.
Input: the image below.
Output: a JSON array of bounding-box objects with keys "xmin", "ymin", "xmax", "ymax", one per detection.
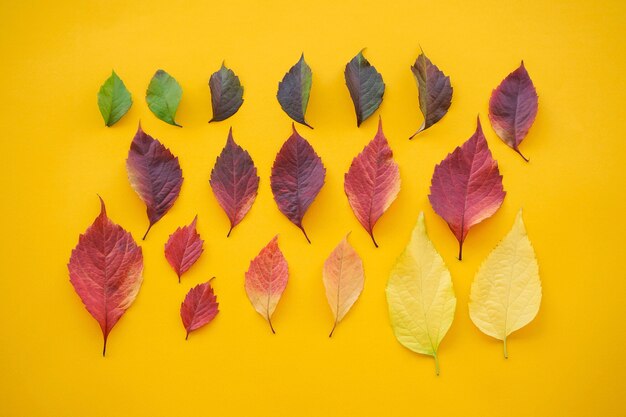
[
  {"xmin": 469, "ymin": 209, "xmax": 542, "ymax": 358},
  {"xmin": 386, "ymin": 212, "xmax": 456, "ymax": 375}
]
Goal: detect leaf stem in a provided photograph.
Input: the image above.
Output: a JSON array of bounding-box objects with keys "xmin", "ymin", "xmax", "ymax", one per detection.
[
  {"xmin": 227, "ymin": 225, "xmax": 233, "ymax": 237},
  {"xmin": 433, "ymin": 353, "xmax": 440, "ymax": 376},
  {"xmin": 268, "ymin": 317, "xmax": 276, "ymax": 334},
  {"xmin": 503, "ymin": 337, "xmax": 508, "ymax": 359},
  {"xmin": 186, "ymin": 332, "xmax": 189, "ymax": 341},
  {"xmin": 329, "ymin": 321, "xmax": 338, "ymax": 338},
  {"xmin": 515, "ymin": 148, "xmax": 530, "ymax": 162},
  {"xmin": 142, "ymin": 223, "xmax": 153, "ymax": 240},
  {"xmin": 102, "ymin": 336, "xmax": 108, "ymax": 357},
  {"xmin": 458, "ymin": 241, "xmax": 463, "ymax": 260},
  {"xmin": 298, "ymin": 225, "xmax": 311, "ymax": 244},
  {"xmin": 369, "ymin": 231, "xmax": 379, "ymax": 248}
]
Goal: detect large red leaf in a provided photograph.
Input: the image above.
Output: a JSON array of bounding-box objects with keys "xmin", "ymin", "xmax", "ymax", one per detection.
[
  {"xmin": 344, "ymin": 118, "xmax": 400, "ymax": 247},
  {"xmin": 270, "ymin": 124, "xmax": 326, "ymax": 243},
  {"xmin": 68, "ymin": 197, "xmax": 143, "ymax": 356},
  {"xmin": 209, "ymin": 128, "xmax": 259, "ymax": 236},
  {"xmin": 180, "ymin": 279, "xmax": 219, "ymax": 340},
  {"xmin": 428, "ymin": 117, "xmax": 505, "ymax": 260},
  {"xmin": 126, "ymin": 124, "xmax": 183, "ymax": 240},
  {"xmin": 488, "ymin": 61, "xmax": 538, "ymax": 162},
  {"xmin": 164, "ymin": 216, "xmax": 204, "ymax": 282}
]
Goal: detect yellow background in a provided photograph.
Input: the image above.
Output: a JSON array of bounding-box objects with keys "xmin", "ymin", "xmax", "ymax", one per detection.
[{"xmin": 1, "ymin": 0, "xmax": 625, "ymax": 415}]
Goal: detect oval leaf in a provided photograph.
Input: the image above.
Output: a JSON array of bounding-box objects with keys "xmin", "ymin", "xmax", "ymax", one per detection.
[
  {"xmin": 164, "ymin": 216, "xmax": 204, "ymax": 282},
  {"xmin": 409, "ymin": 51, "xmax": 452, "ymax": 139},
  {"xmin": 181, "ymin": 280, "xmax": 219, "ymax": 340},
  {"xmin": 344, "ymin": 50, "xmax": 385, "ymax": 126},
  {"xmin": 469, "ymin": 210, "xmax": 542, "ymax": 358},
  {"xmin": 344, "ymin": 117, "xmax": 400, "ymax": 247},
  {"xmin": 209, "ymin": 128, "xmax": 259, "ymax": 236},
  {"xmin": 270, "ymin": 124, "xmax": 326, "ymax": 243},
  {"xmin": 244, "ymin": 236, "xmax": 289, "ymax": 333},
  {"xmin": 209, "ymin": 63, "xmax": 244, "ymax": 122},
  {"xmin": 277, "ymin": 54, "xmax": 313, "ymax": 128},
  {"xmin": 97, "ymin": 70, "xmax": 132, "ymax": 127},
  {"xmin": 428, "ymin": 117, "xmax": 505, "ymax": 260},
  {"xmin": 126, "ymin": 125, "xmax": 183, "ymax": 240},
  {"xmin": 386, "ymin": 212, "xmax": 456, "ymax": 375},
  {"xmin": 146, "ymin": 69, "xmax": 183, "ymax": 127},
  {"xmin": 323, "ymin": 235, "xmax": 364, "ymax": 337},
  {"xmin": 488, "ymin": 61, "xmax": 538, "ymax": 161},
  {"xmin": 68, "ymin": 197, "xmax": 143, "ymax": 356}
]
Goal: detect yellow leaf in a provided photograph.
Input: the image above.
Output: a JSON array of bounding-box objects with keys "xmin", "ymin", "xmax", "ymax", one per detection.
[
  {"xmin": 386, "ymin": 212, "xmax": 456, "ymax": 375},
  {"xmin": 469, "ymin": 209, "xmax": 542, "ymax": 358},
  {"xmin": 323, "ymin": 235, "xmax": 365, "ymax": 337}
]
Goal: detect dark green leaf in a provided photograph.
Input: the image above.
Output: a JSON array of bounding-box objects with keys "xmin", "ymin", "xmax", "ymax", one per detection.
[
  {"xmin": 344, "ymin": 50, "xmax": 385, "ymax": 127},
  {"xmin": 146, "ymin": 69, "xmax": 183, "ymax": 127},
  {"xmin": 209, "ymin": 63, "xmax": 244, "ymax": 122},
  {"xmin": 97, "ymin": 70, "xmax": 132, "ymax": 127},
  {"xmin": 277, "ymin": 54, "xmax": 313, "ymax": 128}
]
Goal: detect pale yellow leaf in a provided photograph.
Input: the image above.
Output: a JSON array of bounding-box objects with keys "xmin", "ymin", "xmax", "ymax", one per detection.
[
  {"xmin": 386, "ymin": 212, "xmax": 456, "ymax": 375},
  {"xmin": 469, "ymin": 209, "xmax": 542, "ymax": 358},
  {"xmin": 323, "ymin": 235, "xmax": 365, "ymax": 337}
]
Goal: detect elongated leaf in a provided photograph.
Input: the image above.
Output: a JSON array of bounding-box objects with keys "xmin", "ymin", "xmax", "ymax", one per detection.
[
  {"xmin": 344, "ymin": 117, "xmax": 400, "ymax": 247},
  {"xmin": 164, "ymin": 216, "xmax": 204, "ymax": 282},
  {"xmin": 428, "ymin": 117, "xmax": 505, "ymax": 259},
  {"xmin": 270, "ymin": 124, "xmax": 326, "ymax": 243},
  {"xmin": 469, "ymin": 210, "xmax": 541, "ymax": 358},
  {"xmin": 409, "ymin": 52, "xmax": 452, "ymax": 138},
  {"xmin": 146, "ymin": 69, "xmax": 183, "ymax": 127},
  {"xmin": 181, "ymin": 279, "xmax": 219, "ymax": 340},
  {"xmin": 97, "ymin": 70, "xmax": 132, "ymax": 127},
  {"xmin": 126, "ymin": 125, "xmax": 183, "ymax": 239},
  {"xmin": 386, "ymin": 212, "xmax": 456, "ymax": 375},
  {"xmin": 245, "ymin": 236, "xmax": 289, "ymax": 333},
  {"xmin": 209, "ymin": 128, "xmax": 259, "ymax": 236},
  {"xmin": 209, "ymin": 63, "xmax": 244, "ymax": 122},
  {"xmin": 323, "ymin": 235, "xmax": 364, "ymax": 337},
  {"xmin": 488, "ymin": 61, "xmax": 538, "ymax": 161},
  {"xmin": 277, "ymin": 54, "xmax": 313, "ymax": 128},
  {"xmin": 345, "ymin": 50, "xmax": 385, "ymax": 126},
  {"xmin": 68, "ymin": 197, "xmax": 143, "ymax": 356}
]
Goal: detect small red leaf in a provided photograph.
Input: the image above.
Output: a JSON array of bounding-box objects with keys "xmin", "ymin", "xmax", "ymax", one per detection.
[
  {"xmin": 210, "ymin": 128, "xmax": 259, "ymax": 237},
  {"xmin": 126, "ymin": 124, "xmax": 183, "ymax": 240},
  {"xmin": 164, "ymin": 216, "xmax": 204, "ymax": 282},
  {"xmin": 428, "ymin": 117, "xmax": 506, "ymax": 260},
  {"xmin": 68, "ymin": 197, "xmax": 144, "ymax": 356},
  {"xmin": 488, "ymin": 61, "xmax": 538, "ymax": 162},
  {"xmin": 344, "ymin": 118, "xmax": 400, "ymax": 247},
  {"xmin": 270, "ymin": 124, "xmax": 326, "ymax": 243},
  {"xmin": 180, "ymin": 280, "xmax": 219, "ymax": 340}
]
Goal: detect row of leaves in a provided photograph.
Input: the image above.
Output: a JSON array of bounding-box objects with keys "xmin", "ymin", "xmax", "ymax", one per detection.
[{"xmin": 98, "ymin": 51, "xmax": 537, "ymax": 161}]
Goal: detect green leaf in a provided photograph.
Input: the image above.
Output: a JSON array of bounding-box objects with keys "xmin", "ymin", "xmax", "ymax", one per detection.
[
  {"xmin": 97, "ymin": 70, "xmax": 132, "ymax": 127},
  {"xmin": 277, "ymin": 54, "xmax": 313, "ymax": 128},
  {"xmin": 209, "ymin": 63, "xmax": 244, "ymax": 122},
  {"xmin": 344, "ymin": 50, "xmax": 385, "ymax": 127},
  {"xmin": 146, "ymin": 69, "xmax": 183, "ymax": 127}
]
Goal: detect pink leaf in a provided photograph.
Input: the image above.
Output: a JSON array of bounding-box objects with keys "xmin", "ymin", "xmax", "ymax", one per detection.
[
  {"xmin": 180, "ymin": 280, "xmax": 219, "ymax": 340},
  {"xmin": 164, "ymin": 216, "xmax": 204, "ymax": 282}
]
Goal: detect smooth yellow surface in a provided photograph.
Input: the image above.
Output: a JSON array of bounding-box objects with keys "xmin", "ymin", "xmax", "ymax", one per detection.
[{"xmin": 1, "ymin": 1, "xmax": 625, "ymax": 415}]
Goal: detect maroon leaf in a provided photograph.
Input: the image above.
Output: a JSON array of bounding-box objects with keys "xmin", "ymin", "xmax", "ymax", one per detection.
[
  {"xmin": 164, "ymin": 216, "xmax": 204, "ymax": 282},
  {"xmin": 270, "ymin": 124, "xmax": 326, "ymax": 243},
  {"xmin": 180, "ymin": 279, "xmax": 219, "ymax": 340},
  {"xmin": 209, "ymin": 128, "xmax": 259, "ymax": 237},
  {"xmin": 126, "ymin": 124, "xmax": 183, "ymax": 239}
]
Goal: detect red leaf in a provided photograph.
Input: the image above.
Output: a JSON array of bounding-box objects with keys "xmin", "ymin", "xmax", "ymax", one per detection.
[
  {"xmin": 344, "ymin": 118, "xmax": 400, "ymax": 247},
  {"xmin": 488, "ymin": 61, "xmax": 538, "ymax": 162},
  {"xmin": 209, "ymin": 128, "xmax": 259, "ymax": 237},
  {"xmin": 270, "ymin": 124, "xmax": 326, "ymax": 243},
  {"xmin": 126, "ymin": 124, "xmax": 183, "ymax": 240},
  {"xmin": 68, "ymin": 197, "xmax": 143, "ymax": 356},
  {"xmin": 428, "ymin": 117, "xmax": 506, "ymax": 260},
  {"xmin": 164, "ymin": 216, "xmax": 204, "ymax": 282},
  {"xmin": 180, "ymin": 279, "xmax": 219, "ymax": 340}
]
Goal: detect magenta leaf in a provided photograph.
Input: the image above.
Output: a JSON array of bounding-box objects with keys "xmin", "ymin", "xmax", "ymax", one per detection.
[{"xmin": 180, "ymin": 279, "xmax": 219, "ymax": 340}]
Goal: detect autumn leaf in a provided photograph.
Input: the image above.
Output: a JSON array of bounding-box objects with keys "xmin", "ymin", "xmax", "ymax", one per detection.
[
  {"xmin": 68, "ymin": 197, "xmax": 143, "ymax": 356},
  {"xmin": 146, "ymin": 69, "xmax": 183, "ymax": 127},
  {"xmin": 323, "ymin": 235, "xmax": 364, "ymax": 337},
  {"xmin": 245, "ymin": 236, "xmax": 289, "ymax": 333},
  {"xmin": 344, "ymin": 49, "xmax": 385, "ymax": 126},
  {"xmin": 277, "ymin": 54, "xmax": 313, "ymax": 128},
  {"xmin": 488, "ymin": 61, "xmax": 538, "ymax": 161},
  {"xmin": 386, "ymin": 212, "xmax": 456, "ymax": 375},
  {"xmin": 409, "ymin": 51, "xmax": 452, "ymax": 139},
  {"xmin": 428, "ymin": 117, "xmax": 505, "ymax": 260},
  {"xmin": 469, "ymin": 210, "xmax": 541, "ymax": 358},
  {"xmin": 270, "ymin": 124, "xmax": 326, "ymax": 243},
  {"xmin": 209, "ymin": 63, "xmax": 244, "ymax": 122},
  {"xmin": 97, "ymin": 70, "xmax": 132, "ymax": 127},
  {"xmin": 344, "ymin": 117, "xmax": 400, "ymax": 247},
  {"xmin": 209, "ymin": 128, "xmax": 259, "ymax": 236},
  {"xmin": 181, "ymin": 279, "xmax": 219, "ymax": 340},
  {"xmin": 126, "ymin": 124, "xmax": 183, "ymax": 240},
  {"xmin": 164, "ymin": 216, "xmax": 204, "ymax": 282}
]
